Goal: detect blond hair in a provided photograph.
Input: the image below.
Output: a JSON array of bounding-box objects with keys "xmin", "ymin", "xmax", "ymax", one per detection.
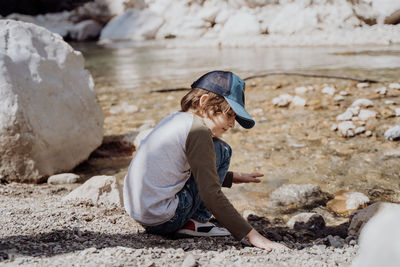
[{"xmin": 181, "ymin": 88, "xmax": 231, "ymax": 117}]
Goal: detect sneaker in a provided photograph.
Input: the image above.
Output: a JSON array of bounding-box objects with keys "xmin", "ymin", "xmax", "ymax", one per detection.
[{"xmin": 176, "ymin": 219, "xmax": 231, "ymax": 237}]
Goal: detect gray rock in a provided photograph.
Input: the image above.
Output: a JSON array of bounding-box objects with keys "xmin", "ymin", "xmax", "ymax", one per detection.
[
  {"xmin": 48, "ymin": 173, "xmax": 80, "ymax": 185},
  {"xmin": 327, "ymin": 235, "xmax": 345, "ymax": 248},
  {"xmin": 286, "ymin": 212, "xmax": 325, "ymax": 231},
  {"xmin": 348, "ymin": 202, "xmax": 400, "ymax": 237}
]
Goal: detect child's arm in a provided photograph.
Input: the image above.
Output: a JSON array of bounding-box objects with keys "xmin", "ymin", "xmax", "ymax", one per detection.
[{"xmin": 232, "ymin": 172, "xmax": 263, "ymax": 183}]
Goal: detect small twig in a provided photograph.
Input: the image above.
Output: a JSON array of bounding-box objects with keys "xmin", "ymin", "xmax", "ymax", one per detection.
[
  {"xmin": 244, "ymin": 72, "xmax": 380, "ymax": 83},
  {"xmin": 150, "ymin": 72, "xmax": 381, "ymax": 93},
  {"xmin": 150, "ymin": 87, "xmax": 190, "ymax": 93}
]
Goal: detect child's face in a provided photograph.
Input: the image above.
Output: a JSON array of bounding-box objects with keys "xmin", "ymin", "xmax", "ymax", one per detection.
[{"xmin": 203, "ymin": 109, "xmax": 236, "ymax": 138}]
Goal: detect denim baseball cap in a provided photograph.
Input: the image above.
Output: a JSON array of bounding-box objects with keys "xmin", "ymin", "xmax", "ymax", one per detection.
[{"xmin": 191, "ymin": 70, "xmax": 255, "ymax": 129}]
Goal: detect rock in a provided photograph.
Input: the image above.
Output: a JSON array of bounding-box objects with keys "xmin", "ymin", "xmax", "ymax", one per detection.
[
  {"xmin": 134, "ymin": 128, "xmax": 153, "ymax": 149},
  {"xmin": 337, "ymin": 121, "xmax": 356, "ymax": 137},
  {"xmin": 351, "ymin": 204, "xmax": 400, "ymax": 267},
  {"xmin": 384, "ymin": 125, "xmax": 400, "ymax": 141},
  {"xmin": 347, "ymin": 107, "xmax": 360, "ymax": 116},
  {"xmin": 330, "ymin": 124, "xmax": 338, "ymax": 131},
  {"xmin": 389, "ymin": 82, "xmax": 400, "ymax": 89},
  {"xmin": 62, "ymin": 175, "xmax": 123, "ymax": 207},
  {"xmin": 220, "ymin": 11, "xmax": 261, "ymax": 37},
  {"xmin": 286, "ymin": 212, "xmax": 325, "ymax": 231},
  {"xmin": 100, "ymin": 9, "xmax": 164, "ymax": 41},
  {"xmin": 339, "ymin": 91, "xmax": 349, "ymax": 96},
  {"xmin": 336, "ymin": 111, "xmax": 353, "ymax": 121},
  {"xmin": 349, "ymin": 202, "xmax": 400, "ymax": 237},
  {"xmin": 269, "ymin": 184, "xmax": 330, "ymax": 209},
  {"xmin": 70, "ymin": 20, "xmax": 102, "ymax": 41},
  {"xmin": 181, "ymin": 253, "xmax": 197, "ymax": 267},
  {"xmin": 294, "ymin": 86, "xmax": 309, "ymax": 94},
  {"xmin": 384, "ymin": 100, "xmax": 396, "ymax": 105},
  {"xmin": 358, "ymin": 110, "xmax": 376, "ymax": 121},
  {"xmin": 327, "ymin": 235, "xmax": 345, "ymax": 248},
  {"xmin": 326, "ymin": 190, "xmax": 369, "ymax": 217},
  {"xmin": 322, "ymin": 86, "xmax": 336, "ymax": 96},
  {"xmin": 292, "ymin": 96, "xmax": 306, "ymax": 106},
  {"xmin": 48, "ymin": 173, "xmax": 80, "ymax": 185},
  {"xmin": 375, "ymin": 87, "xmax": 387, "ymax": 95},
  {"xmin": 272, "ymin": 94, "xmax": 293, "ymax": 107},
  {"xmin": 365, "ymin": 130, "xmax": 372, "ymax": 137},
  {"xmin": 351, "ymin": 99, "xmax": 374, "ymax": 108},
  {"xmin": 0, "ymin": 20, "xmax": 104, "ymax": 183},
  {"xmin": 334, "ymin": 95, "xmax": 345, "ymax": 102},
  {"xmin": 356, "ymin": 82, "xmax": 369, "ymax": 88},
  {"xmin": 395, "ymin": 108, "xmax": 400, "ymax": 116},
  {"xmin": 353, "ymin": 0, "xmax": 400, "ymax": 25},
  {"xmin": 354, "ymin": 127, "xmax": 366, "ymax": 135}
]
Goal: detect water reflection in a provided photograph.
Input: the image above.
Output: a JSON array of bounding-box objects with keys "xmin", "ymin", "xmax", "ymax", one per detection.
[{"xmin": 71, "ymin": 42, "xmax": 400, "ymax": 93}]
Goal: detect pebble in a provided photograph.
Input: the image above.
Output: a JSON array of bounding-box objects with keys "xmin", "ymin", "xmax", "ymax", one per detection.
[
  {"xmin": 384, "ymin": 100, "xmax": 396, "ymax": 105},
  {"xmin": 388, "ymin": 83, "xmax": 400, "ymax": 90},
  {"xmin": 384, "ymin": 125, "xmax": 400, "ymax": 141},
  {"xmin": 395, "ymin": 108, "xmax": 400, "ymax": 116},
  {"xmin": 333, "ymin": 95, "xmax": 344, "ymax": 101},
  {"xmin": 292, "ymin": 96, "xmax": 306, "ymax": 106},
  {"xmin": 181, "ymin": 254, "xmax": 196, "ymax": 267},
  {"xmin": 375, "ymin": 87, "xmax": 387, "ymax": 95},
  {"xmin": 339, "ymin": 91, "xmax": 349, "ymax": 96},
  {"xmin": 48, "ymin": 173, "xmax": 80, "ymax": 185},
  {"xmin": 351, "ymin": 99, "xmax": 373, "ymax": 108},
  {"xmin": 356, "ymin": 83, "xmax": 369, "ymax": 89},
  {"xmin": 272, "ymin": 94, "xmax": 293, "ymax": 107},
  {"xmin": 322, "ymin": 86, "xmax": 335, "ymax": 96},
  {"xmin": 336, "ymin": 111, "xmax": 353, "ymax": 121},
  {"xmin": 337, "ymin": 121, "xmax": 356, "ymax": 137},
  {"xmin": 358, "ymin": 109, "xmax": 376, "ymax": 121}
]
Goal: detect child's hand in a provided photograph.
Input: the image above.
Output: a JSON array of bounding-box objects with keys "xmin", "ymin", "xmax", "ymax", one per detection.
[
  {"xmin": 246, "ymin": 229, "xmax": 288, "ymax": 251},
  {"xmin": 233, "ymin": 172, "xmax": 263, "ymax": 184}
]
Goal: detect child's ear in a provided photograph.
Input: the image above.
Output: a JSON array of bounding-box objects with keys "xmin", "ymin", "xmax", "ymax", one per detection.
[{"xmin": 199, "ymin": 94, "xmax": 209, "ymax": 107}]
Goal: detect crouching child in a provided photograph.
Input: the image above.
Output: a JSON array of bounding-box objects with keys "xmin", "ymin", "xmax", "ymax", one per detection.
[{"xmin": 123, "ymin": 71, "xmax": 286, "ymax": 250}]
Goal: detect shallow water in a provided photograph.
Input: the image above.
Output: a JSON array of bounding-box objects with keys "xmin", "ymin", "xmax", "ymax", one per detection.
[
  {"xmin": 72, "ymin": 42, "xmax": 400, "ymax": 94},
  {"xmin": 72, "ymin": 41, "xmax": 400, "ymax": 216}
]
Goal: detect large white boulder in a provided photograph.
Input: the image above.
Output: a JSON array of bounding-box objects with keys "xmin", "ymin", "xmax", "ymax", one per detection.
[
  {"xmin": 0, "ymin": 20, "xmax": 104, "ymax": 183},
  {"xmin": 220, "ymin": 11, "xmax": 261, "ymax": 37},
  {"xmin": 352, "ymin": 0, "xmax": 400, "ymax": 25},
  {"xmin": 351, "ymin": 203, "xmax": 400, "ymax": 267},
  {"xmin": 100, "ymin": 9, "xmax": 164, "ymax": 41}
]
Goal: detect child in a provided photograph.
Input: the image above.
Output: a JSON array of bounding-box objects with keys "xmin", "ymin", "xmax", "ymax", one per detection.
[{"xmin": 123, "ymin": 71, "xmax": 286, "ymax": 251}]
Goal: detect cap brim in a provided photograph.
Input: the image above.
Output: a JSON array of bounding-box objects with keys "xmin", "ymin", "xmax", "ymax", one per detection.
[{"xmin": 225, "ymin": 98, "xmax": 255, "ymax": 129}]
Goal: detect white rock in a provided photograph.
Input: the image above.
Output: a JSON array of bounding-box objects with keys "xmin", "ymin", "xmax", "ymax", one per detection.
[
  {"xmin": 134, "ymin": 128, "xmax": 153, "ymax": 149},
  {"xmin": 365, "ymin": 130, "xmax": 372, "ymax": 137},
  {"xmin": 375, "ymin": 87, "xmax": 387, "ymax": 95},
  {"xmin": 292, "ymin": 96, "xmax": 306, "ymax": 106},
  {"xmin": 356, "ymin": 82, "xmax": 369, "ymax": 88},
  {"xmin": 355, "ymin": 127, "xmax": 366, "ymax": 134},
  {"xmin": 358, "ymin": 121, "xmax": 366, "ymax": 126},
  {"xmin": 330, "ymin": 124, "xmax": 338, "ymax": 131},
  {"xmin": 270, "ymin": 184, "xmax": 324, "ymax": 207},
  {"xmin": 334, "ymin": 95, "xmax": 345, "ymax": 101},
  {"xmin": 347, "ymin": 106, "xmax": 360, "ymax": 115},
  {"xmin": 220, "ymin": 11, "xmax": 261, "ymax": 37},
  {"xmin": 395, "ymin": 108, "xmax": 400, "ymax": 116},
  {"xmin": 338, "ymin": 121, "xmax": 356, "ymax": 137},
  {"xmin": 294, "ymin": 86, "xmax": 309, "ymax": 94},
  {"xmin": 336, "ymin": 111, "xmax": 354, "ymax": 121},
  {"xmin": 384, "ymin": 125, "xmax": 400, "ymax": 141},
  {"xmin": 385, "ymin": 100, "xmax": 396, "ymax": 105},
  {"xmin": 48, "ymin": 173, "xmax": 80, "ymax": 185},
  {"xmin": 388, "ymin": 83, "xmax": 400, "ymax": 90},
  {"xmin": 100, "ymin": 9, "xmax": 164, "ymax": 41},
  {"xmin": 339, "ymin": 91, "xmax": 349, "ymax": 96},
  {"xmin": 351, "ymin": 204, "xmax": 400, "ymax": 267},
  {"xmin": 345, "ymin": 192, "xmax": 369, "ymax": 210},
  {"xmin": 352, "ymin": 99, "xmax": 374, "ymax": 108},
  {"xmin": 71, "ymin": 20, "xmax": 103, "ymax": 41},
  {"xmin": 322, "ymin": 86, "xmax": 336, "ymax": 96},
  {"xmin": 0, "ymin": 20, "xmax": 104, "ymax": 183},
  {"xmin": 272, "ymin": 94, "xmax": 293, "ymax": 107},
  {"xmin": 62, "ymin": 175, "xmax": 122, "ymax": 207},
  {"xmin": 358, "ymin": 109, "xmax": 377, "ymax": 121}
]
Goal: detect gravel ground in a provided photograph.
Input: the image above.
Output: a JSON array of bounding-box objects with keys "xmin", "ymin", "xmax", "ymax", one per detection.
[{"xmin": 0, "ymin": 182, "xmax": 358, "ymax": 266}]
